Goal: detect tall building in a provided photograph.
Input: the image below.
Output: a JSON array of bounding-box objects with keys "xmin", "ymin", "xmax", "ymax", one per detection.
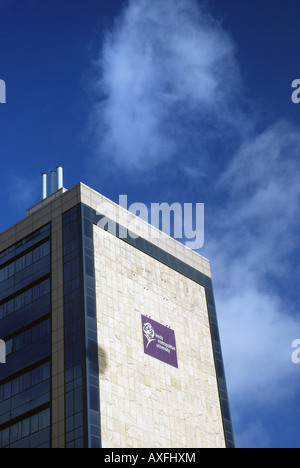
[{"xmin": 0, "ymin": 170, "xmax": 234, "ymax": 449}]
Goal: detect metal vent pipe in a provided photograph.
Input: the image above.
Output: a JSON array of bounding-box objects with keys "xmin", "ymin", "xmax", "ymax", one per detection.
[
  {"xmin": 50, "ymin": 170, "xmax": 57, "ymax": 194},
  {"xmin": 42, "ymin": 173, "xmax": 48, "ymax": 200},
  {"xmin": 57, "ymin": 166, "xmax": 63, "ymax": 190}
]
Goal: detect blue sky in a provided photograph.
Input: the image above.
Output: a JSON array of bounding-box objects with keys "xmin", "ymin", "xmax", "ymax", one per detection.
[{"xmin": 0, "ymin": 0, "xmax": 299, "ymax": 448}]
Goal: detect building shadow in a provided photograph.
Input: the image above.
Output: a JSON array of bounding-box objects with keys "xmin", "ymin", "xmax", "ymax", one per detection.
[{"xmin": 98, "ymin": 345, "xmax": 108, "ymax": 375}]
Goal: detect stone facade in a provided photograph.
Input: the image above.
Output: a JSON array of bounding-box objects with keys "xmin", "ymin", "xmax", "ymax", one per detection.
[{"xmin": 94, "ymin": 225, "xmax": 225, "ymax": 448}]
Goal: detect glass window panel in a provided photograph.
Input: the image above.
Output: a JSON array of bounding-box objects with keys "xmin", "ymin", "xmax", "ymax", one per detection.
[
  {"xmin": 75, "ymin": 426, "xmax": 83, "ymax": 438},
  {"xmin": 40, "ymin": 279, "xmax": 50, "ymax": 296},
  {"xmin": 64, "ymin": 280, "xmax": 72, "ymax": 295},
  {"xmin": 31, "ymin": 367, "xmax": 39, "ymax": 386},
  {"xmin": 74, "ymin": 387, "xmax": 83, "ymax": 414},
  {"xmin": 6, "ymin": 339, "xmax": 12, "ymax": 355},
  {"xmin": 0, "ymin": 268, "xmax": 6, "ymax": 282},
  {"xmin": 66, "ymin": 431, "xmax": 75, "ymax": 444},
  {"xmin": 40, "ymin": 320, "xmax": 50, "ymax": 337},
  {"xmin": 7, "ymin": 300, "xmax": 13, "ymax": 315},
  {"xmin": 0, "ymin": 279, "xmax": 50, "ymax": 320},
  {"xmin": 39, "ymin": 409, "xmax": 49, "ymax": 429},
  {"xmin": 31, "ymin": 324, "xmax": 40, "ymax": 341},
  {"xmin": 14, "ymin": 294, "xmax": 22, "ymax": 310},
  {"xmin": 64, "ymin": 225, "xmax": 71, "ymax": 243},
  {"xmin": 32, "ymin": 284, "xmax": 40, "ymax": 301},
  {"xmin": 10, "ymin": 424, "xmax": 18, "ymax": 443},
  {"xmin": 85, "ymin": 256, "xmax": 94, "ymax": 277},
  {"xmin": 24, "ymin": 289, "xmax": 32, "ymax": 305},
  {"xmin": 1, "ymin": 428, "xmax": 9, "ymax": 446},
  {"xmin": 25, "ymin": 251, "xmax": 33, "ymax": 267},
  {"xmin": 23, "ymin": 329, "xmax": 31, "ymax": 347},
  {"xmin": 64, "ymin": 262, "xmax": 72, "ymax": 283},
  {"xmin": 71, "ymin": 277, "xmax": 79, "ymax": 292},
  {"xmin": 31, "ymin": 414, "xmax": 39, "ymax": 433},
  {"xmin": 73, "ymin": 344, "xmax": 81, "ymax": 365},
  {"xmin": 1, "ymin": 303, "xmax": 6, "ymax": 319},
  {"xmin": 21, "ymin": 419, "xmax": 30, "ymax": 438},
  {"xmin": 15, "ymin": 258, "xmax": 23, "ymax": 273},
  {"xmin": 71, "ymin": 221, "xmax": 79, "ymax": 240},
  {"xmin": 8, "ymin": 263, "xmax": 15, "ymax": 277},
  {"xmin": 40, "ymin": 363, "xmax": 50, "ymax": 381},
  {"xmin": 73, "ymin": 364, "xmax": 81, "ymax": 380},
  {"xmin": 14, "ymin": 334, "xmax": 22, "ymax": 351},
  {"xmin": 64, "ymin": 242, "xmax": 71, "ymax": 256},
  {"xmin": 72, "ymin": 258, "xmax": 80, "ymax": 278},
  {"xmin": 65, "ymin": 392, "xmax": 74, "ymax": 417},
  {"xmin": 66, "ymin": 416, "xmax": 74, "ymax": 433},
  {"xmin": 40, "ymin": 225, "xmax": 50, "ymax": 235},
  {"xmin": 17, "ymin": 422, "xmax": 23, "ymax": 440},
  {"xmin": 75, "ymin": 412, "xmax": 83, "ymax": 428},
  {"xmin": 72, "ymin": 238, "xmax": 79, "ymax": 250},
  {"xmin": 11, "ymin": 378, "xmax": 19, "ymax": 396},
  {"xmin": 33, "ymin": 247, "xmax": 40, "ymax": 262},
  {"xmin": 40, "ymin": 242, "xmax": 50, "ymax": 258},
  {"xmin": 19, "ymin": 375, "xmax": 24, "ymax": 392},
  {"xmin": 3, "ymin": 382, "xmax": 11, "ymax": 400},
  {"xmin": 89, "ymin": 386, "xmax": 99, "ymax": 412},
  {"xmin": 22, "ymin": 372, "xmax": 31, "ymax": 390},
  {"xmin": 65, "ymin": 346, "xmax": 73, "ymax": 370}
]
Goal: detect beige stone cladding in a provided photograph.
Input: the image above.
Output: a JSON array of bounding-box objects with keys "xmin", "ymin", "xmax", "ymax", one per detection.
[{"xmin": 94, "ymin": 224, "xmax": 225, "ymax": 449}]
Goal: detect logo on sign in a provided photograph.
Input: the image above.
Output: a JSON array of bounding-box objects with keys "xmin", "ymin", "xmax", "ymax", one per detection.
[
  {"xmin": 143, "ymin": 322, "xmax": 156, "ymax": 348},
  {"xmin": 141, "ymin": 315, "xmax": 178, "ymax": 368}
]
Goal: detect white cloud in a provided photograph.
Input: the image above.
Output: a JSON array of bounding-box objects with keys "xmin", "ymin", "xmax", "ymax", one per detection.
[
  {"xmin": 234, "ymin": 420, "xmax": 271, "ymax": 449},
  {"xmin": 89, "ymin": 0, "xmax": 244, "ymax": 171},
  {"xmin": 216, "ymin": 121, "xmax": 300, "ymax": 270},
  {"xmin": 206, "ymin": 121, "xmax": 300, "ymax": 408}
]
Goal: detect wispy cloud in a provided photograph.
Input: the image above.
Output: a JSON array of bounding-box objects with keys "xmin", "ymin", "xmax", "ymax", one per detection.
[
  {"xmin": 206, "ymin": 121, "xmax": 300, "ymax": 444},
  {"xmin": 89, "ymin": 0, "xmax": 247, "ymax": 172},
  {"xmin": 234, "ymin": 420, "xmax": 271, "ymax": 449},
  {"xmin": 215, "ymin": 120, "xmax": 300, "ymax": 276}
]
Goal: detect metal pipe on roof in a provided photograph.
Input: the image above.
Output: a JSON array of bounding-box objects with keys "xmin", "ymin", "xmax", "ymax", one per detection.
[
  {"xmin": 50, "ymin": 170, "xmax": 57, "ymax": 194},
  {"xmin": 57, "ymin": 166, "xmax": 63, "ymax": 190},
  {"xmin": 42, "ymin": 173, "xmax": 48, "ymax": 200}
]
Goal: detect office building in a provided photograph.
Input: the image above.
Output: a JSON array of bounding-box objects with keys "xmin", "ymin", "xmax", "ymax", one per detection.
[{"xmin": 0, "ymin": 169, "xmax": 234, "ymax": 448}]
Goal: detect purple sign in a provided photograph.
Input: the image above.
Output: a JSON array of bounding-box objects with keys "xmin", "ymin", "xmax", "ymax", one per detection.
[{"xmin": 141, "ymin": 315, "xmax": 178, "ymax": 368}]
